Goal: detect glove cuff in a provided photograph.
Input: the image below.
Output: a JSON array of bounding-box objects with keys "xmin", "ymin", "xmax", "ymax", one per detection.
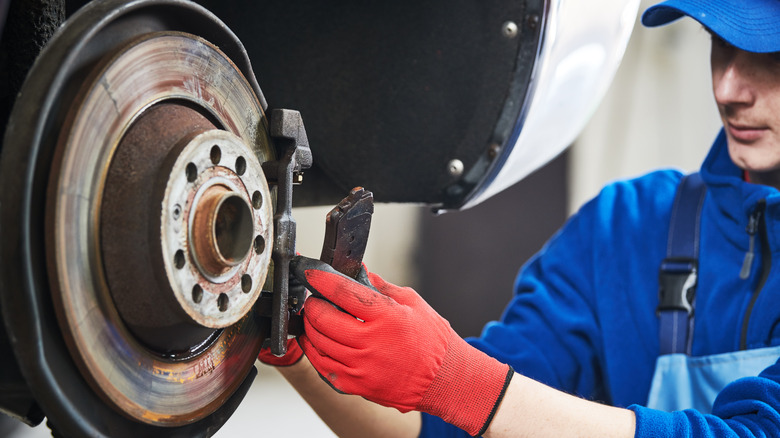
[{"xmin": 417, "ymin": 331, "xmax": 514, "ymax": 436}]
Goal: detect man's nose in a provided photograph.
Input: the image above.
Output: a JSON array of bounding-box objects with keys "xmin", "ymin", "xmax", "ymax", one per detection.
[{"xmin": 713, "ymin": 51, "xmax": 756, "ymax": 108}]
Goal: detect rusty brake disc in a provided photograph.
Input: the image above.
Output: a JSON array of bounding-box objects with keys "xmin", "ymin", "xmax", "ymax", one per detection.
[
  {"xmin": 0, "ymin": 0, "xmax": 276, "ymax": 435},
  {"xmin": 49, "ymin": 30, "xmax": 274, "ymax": 425}
]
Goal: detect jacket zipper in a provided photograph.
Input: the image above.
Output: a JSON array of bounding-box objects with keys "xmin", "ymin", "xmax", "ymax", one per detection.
[{"xmin": 740, "ymin": 200, "xmax": 770, "ymax": 350}]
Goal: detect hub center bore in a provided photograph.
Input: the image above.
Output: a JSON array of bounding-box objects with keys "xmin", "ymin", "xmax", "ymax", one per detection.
[{"xmin": 191, "ymin": 185, "xmax": 254, "ymax": 276}]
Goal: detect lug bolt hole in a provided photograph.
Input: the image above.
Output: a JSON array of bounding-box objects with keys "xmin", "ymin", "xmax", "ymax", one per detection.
[
  {"xmin": 241, "ymin": 274, "xmax": 252, "ymax": 293},
  {"xmin": 192, "ymin": 284, "xmax": 203, "ymax": 303},
  {"xmin": 210, "ymin": 145, "xmax": 222, "ymax": 165},
  {"xmin": 218, "ymin": 293, "xmax": 229, "ymax": 312},
  {"xmin": 235, "ymin": 156, "xmax": 247, "ymax": 176},
  {"xmin": 174, "ymin": 250, "xmax": 186, "ymax": 269},
  {"xmin": 186, "ymin": 163, "xmax": 198, "ymax": 182},
  {"xmin": 254, "ymin": 235, "xmax": 265, "ymax": 255},
  {"xmin": 252, "ymin": 191, "xmax": 262, "ymax": 209}
]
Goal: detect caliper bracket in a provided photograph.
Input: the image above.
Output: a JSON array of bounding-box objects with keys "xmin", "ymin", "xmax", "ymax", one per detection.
[{"xmin": 260, "ymin": 109, "xmax": 312, "ymax": 356}]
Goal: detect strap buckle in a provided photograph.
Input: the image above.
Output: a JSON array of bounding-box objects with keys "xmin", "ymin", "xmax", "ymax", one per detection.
[{"xmin": 657, "ymin": 258, "xmax": 697, "ymax": 315}]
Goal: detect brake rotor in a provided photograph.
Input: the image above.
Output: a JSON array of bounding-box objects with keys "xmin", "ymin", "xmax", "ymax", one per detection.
[
  {"xmin": 48, "ymin": 31, "xmax": 273, "ymax": 425},
  {"xmin": 0, "ymin": 0, "xmax": 277, "ymax": 435}
]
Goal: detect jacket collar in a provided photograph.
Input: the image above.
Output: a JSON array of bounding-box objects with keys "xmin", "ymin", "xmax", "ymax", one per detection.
[{"xmin": 700, "ymin": 129, "xmax": 780, "ymax": 248}]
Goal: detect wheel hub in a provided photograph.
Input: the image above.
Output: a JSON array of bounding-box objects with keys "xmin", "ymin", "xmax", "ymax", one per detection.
[{"xmin": 160, "ymin": 128, "xmax": 271, "ymax": 329}]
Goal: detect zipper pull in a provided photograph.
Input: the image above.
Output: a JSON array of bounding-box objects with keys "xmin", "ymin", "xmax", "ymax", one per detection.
[{"xmin": 740, "ymin": 202, "xmax": 765, "ymax": 279}]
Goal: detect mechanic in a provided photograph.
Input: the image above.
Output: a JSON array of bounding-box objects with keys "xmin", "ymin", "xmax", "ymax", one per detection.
[{"xmin": 259, "ymin": 0, "xmax": 780, "ymax": 436}]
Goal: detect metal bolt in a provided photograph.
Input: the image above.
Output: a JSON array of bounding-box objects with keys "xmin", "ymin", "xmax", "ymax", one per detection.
[
  {"xmin": 502, "ymin": 21, "xmax": 518, "ymax": 38},
  {"xmin": 447, "ymin": 159, "xmax": 464, "ymax": 177},
  {"xmin": 526, "ymin": 14, "xmax": 540, "ymax": 31},
  {"xmin": 487, "ymin": 143, "xmax": 501, "ymax": 159}
]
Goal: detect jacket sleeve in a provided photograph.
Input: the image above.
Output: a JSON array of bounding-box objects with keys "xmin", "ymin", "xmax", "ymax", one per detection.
[
  {"xmin": 462, "ymin": 171, "xmax": 679, "ymax": 408},
  {"xmin": 417, "ymin": 171, "xmax": 682, "ymax": 438},
  {"xmin": 632, "ymin": 360, "xmax": 780, "ymax": 437},
  {"xmin": 418, "ymin": 195, "xmax": 605, "ymax": 438},
  {"xmin": 469, "ymin": 196, "xmax": 605, "ymax": 399}
]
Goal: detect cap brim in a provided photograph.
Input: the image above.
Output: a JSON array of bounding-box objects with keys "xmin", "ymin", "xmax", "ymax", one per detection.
[
  {"xmin": 642, "ymin": 0, "xmax": 780, "ymax": 53},
  {"xmin": 641, "ymin": 4, "xmax": 686, "ymax": 27}
]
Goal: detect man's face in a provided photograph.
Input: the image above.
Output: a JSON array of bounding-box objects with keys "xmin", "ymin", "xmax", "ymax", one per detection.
[{"xmin": 711, "ymin": 35, "xmax": 780, "ymax": 183}]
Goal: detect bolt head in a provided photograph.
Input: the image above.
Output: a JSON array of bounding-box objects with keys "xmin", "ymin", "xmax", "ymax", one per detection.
[
  {"xmin": 502, "ymin": 21, "xmax": 518, "ymax": 38},
  {"xmin": 447, "ymin": 159, "xmax": 464, "ymax": 177}
]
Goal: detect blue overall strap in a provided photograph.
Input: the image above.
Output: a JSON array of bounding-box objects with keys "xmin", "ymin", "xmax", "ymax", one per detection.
[{"xmin": 657, "ymin": 172, "xmax": 707, "ymax": 355}]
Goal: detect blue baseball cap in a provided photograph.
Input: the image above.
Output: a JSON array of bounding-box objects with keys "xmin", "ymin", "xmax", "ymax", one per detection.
[{"xmin": 642, "ymin": 0, "xmax": 780, "ymax": 53}]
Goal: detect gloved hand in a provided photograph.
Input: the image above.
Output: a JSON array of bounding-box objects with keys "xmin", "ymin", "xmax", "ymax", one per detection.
[
  {"xmin": 257, "ymin": 337, "xmax": 304, "ymax": 367},
  {"xmin": 291, "ymin": 256, "xmax": 513, "ymax": 437}
]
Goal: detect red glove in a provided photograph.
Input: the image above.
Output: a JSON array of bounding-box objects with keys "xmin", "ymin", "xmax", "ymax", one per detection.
[
  {"xmin": 257, "ymin": 337, "xmax": 304, "ymax": 367},
  {"xmin": 292, "ymin": 256, "xmax": 513, "ymax": 437}
]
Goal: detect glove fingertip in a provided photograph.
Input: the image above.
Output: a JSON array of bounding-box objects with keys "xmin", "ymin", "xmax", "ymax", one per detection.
[{"xmin": 301, "ymin": 296, "xmax": 331, "ymax": 322}]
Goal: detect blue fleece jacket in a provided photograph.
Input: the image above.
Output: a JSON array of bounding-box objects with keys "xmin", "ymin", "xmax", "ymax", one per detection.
[{"xmin": 420, "ymin": 130, "xmax": 780, "ymax": 437}]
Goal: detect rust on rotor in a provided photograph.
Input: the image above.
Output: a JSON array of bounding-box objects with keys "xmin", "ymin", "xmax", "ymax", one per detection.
[
  {"xmin": 102, "ymin": 100, "xmax": 273, "ymax": 352},
  {"xmin": 101, "ymin": 102, "xmax": 219, "ymax": 353},
  {"xmin": 48, "ymin": 31, "xmax": 274, "ymax": 425}
]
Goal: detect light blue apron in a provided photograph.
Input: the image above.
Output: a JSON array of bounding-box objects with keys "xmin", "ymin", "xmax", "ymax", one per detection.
[
  {"xmin": 646, "ymin": 345, "xmax": 780, "ymax": 413},
  {"xmin": 648, "ymin": 173, "xmax": 780, "ymax": 413}
]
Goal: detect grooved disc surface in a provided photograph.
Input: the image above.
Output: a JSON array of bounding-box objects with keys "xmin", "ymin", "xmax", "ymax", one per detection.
[{"xmin": 47, "ymin": 32, "xmax": 273, "ymax": 425}]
